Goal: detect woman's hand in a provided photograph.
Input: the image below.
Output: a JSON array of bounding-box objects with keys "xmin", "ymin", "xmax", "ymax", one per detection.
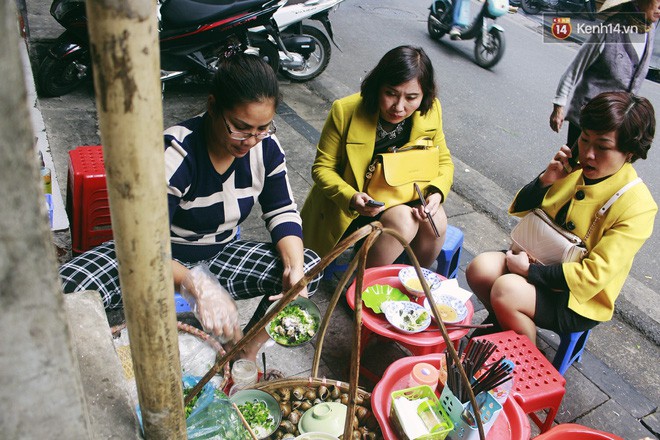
[
  {"xmin": 412, "ymin": 192, "xmax": 442, "ymax": 222},
  {"xmin": 550, "ymin": 105, "xmax": 564, "ymax": 133},
  {"xmin": 539, "ymin": 144, "xmax": 575, "ymax": 187},
  {"xmin": 269, "ymin": 266, "xmax": 310, "ymax": 301},
  {"xmin": 505, "ymin": 249, "xmax": 531, "ymax": 277},
  {"xmin": 350, "ymin": 192, "xmax": 386, "ymax": 217},
  {"xmin": 180, "ymin": 264, "xmax": 242, "ymax": 344}
]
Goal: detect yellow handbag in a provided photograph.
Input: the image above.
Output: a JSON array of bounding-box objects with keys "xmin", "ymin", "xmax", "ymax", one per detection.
[{"xmin": 363, "ymin": 137, "xmax": 440, "ymax": 208}]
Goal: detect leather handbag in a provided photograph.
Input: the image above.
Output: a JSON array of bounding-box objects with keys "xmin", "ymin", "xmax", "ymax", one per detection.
[
  {"xmin": 510, "ymin": 178, "xmax": 642, "ymax": 265},
  {"xmin": 363, "ymin": 137, "xmax": 439, "ymax": 208}
]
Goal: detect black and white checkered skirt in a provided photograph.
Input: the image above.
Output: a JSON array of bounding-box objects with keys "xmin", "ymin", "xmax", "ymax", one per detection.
[{"xmin": 59, "ymin": 240, "xmax": 322, "ymax": 328}]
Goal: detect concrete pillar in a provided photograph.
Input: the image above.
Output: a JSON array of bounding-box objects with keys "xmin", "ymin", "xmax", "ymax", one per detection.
[{"xmin": 0, "ymin": 1, "xmax": 92, "ymax": 438}]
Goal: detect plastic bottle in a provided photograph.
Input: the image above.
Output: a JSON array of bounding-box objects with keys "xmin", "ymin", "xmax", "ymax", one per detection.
[
  {"xmin": 408, "ymin": 362, "xmax": 440, "ymax": 392},
  {"xmin": 38, "ymin": 151, "xmax": 52, "ymax": 194},
  {"xmin": 229, "ymin": 359, "xmax": 258, "ymax": 396}
]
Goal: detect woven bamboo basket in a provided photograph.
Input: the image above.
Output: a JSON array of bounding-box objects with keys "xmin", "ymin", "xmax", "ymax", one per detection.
[{"xmin": 187, "ymin": 222, "xmax": 486, "ymax": 440}]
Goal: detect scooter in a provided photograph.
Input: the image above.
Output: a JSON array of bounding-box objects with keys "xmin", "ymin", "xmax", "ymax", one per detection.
[
  {"xmin": 250, "ymin": 0, "xmax": 346, "ymax": 82},
  {"xmin": 520, "ymin": 0, "xmax": 596, "ymax": 20},
  {"xmin": 37, "ymin": 0, "xmax": 286, "ymax": 97},
  {"xmin": 427, "ymin": 0, "xmax": 509, "ymax": 68}
]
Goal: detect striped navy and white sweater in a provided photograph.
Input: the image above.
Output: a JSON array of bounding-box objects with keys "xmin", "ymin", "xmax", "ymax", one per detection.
[{"xmin": 164, "ymin": 114, "xmax": 302, "ymax": 262}]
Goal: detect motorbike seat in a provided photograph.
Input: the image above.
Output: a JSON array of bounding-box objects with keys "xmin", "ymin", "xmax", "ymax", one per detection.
[{"xmin": 160, "ymin": 0, "xmax": 269, "ymax": 29}]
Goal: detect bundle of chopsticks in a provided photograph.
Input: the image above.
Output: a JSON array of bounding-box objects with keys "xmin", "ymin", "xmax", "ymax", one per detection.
[{"xmin": 445, "ymin": 339, "xmax": 513, "ymax": 403}]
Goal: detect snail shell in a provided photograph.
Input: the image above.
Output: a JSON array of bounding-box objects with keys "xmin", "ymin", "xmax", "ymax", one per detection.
[
  {"xmin": 280, "ymin": 419, "xmax": 296, "ymax": 434},
  {"xmin": 340, "ymin": 394, "xmax": 349, "ymax": 405},
  {"xmin": 282, "ymin": 434, "xmax": 296, "ymax": 439},
  {"xmin": 304, "ymin": 389, "xmax": 317, "ymax": 401},
  {"xmin": 329, "ymin": 385, "xmax": 341, "ymax": 399},
  {"xmin": 317, "ymin": 385, "xmax": 329, "ymax": 401},
  {"xmin": 288, "ymin": 409, "xmax": 302, "ymax": 425},
  {"xmin": 291, "ymin": 400, "xmax": 303, "ymax": 410},
  {"xmin": 292, "ymin": 386, "xmax": 306, "ymax": 401},
  {"xmin": 355, "ymin": 405, "xmax": 370, "ymax": 421},
  {"xmin": 300, "ymin": 400, "xmax": 313, "ymax": 411},
  {"xmin": 279, "ymin": 402, "xmax": 291, "ymax": 418},
  {"xmin": 279, "ymin": 387, "xmax": 291, "ymax": 402}
]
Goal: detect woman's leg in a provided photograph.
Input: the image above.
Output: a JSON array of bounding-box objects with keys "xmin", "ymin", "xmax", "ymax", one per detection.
[
  {"xmin": 465, "ymin": 251, "xmax": 507, "ymax": 311},
  {"xmin": 409, "ymin": 204, "xmax": 448, "ymax": 268},
  {"xmin": 58, "ymin": 241, "xmax": 123, "ymax": 309},
  {"xmin": 490, "ymin": 273, "xmax": 538, "ymax": 343},
  {"xmin": 365, "ymin": 205, "xmax": 419, "ymax": 267},
  {"xmin": 205, "ymin": 241, "xmax": 322, "ymax": 361}
]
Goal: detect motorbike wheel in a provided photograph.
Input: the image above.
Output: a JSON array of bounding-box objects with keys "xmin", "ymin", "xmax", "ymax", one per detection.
[
  {"xmin": 280, "ymin": 25, "xmax": 331, "ymax": 82},
  {"xmin": 37, "ymin": 55, "xmax": 89, "ymax": 97},
  {"xmin": 254, "ymin": 40, "xmax": 280, "ymax": 74},
  {"xmin": 427, "ymin": 10, "xmax": 447, "ymax": 40},
  {"xmin": 521, "ymin": 0, "xmax": 541, "ymax": 14},
  {"xmin": 474, "ymin": 28, "xmax": 505, "ymax": 69}
]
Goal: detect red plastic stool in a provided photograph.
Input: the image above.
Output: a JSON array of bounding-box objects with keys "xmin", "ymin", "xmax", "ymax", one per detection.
[
  {"xmin": 473, "ymin": 330, "xmax": 566, "ymax": 433},
  {"xmin": 534, "ymin": 423, "xmax": 624, "ymax": 439},
  {"xmin": 67, "ymin": 146, "xmax": 113, "ymax": 253}
]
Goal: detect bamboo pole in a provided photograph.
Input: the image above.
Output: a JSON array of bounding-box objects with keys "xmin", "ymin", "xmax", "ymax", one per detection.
[{"xmin": 85, "ymin": 0, "xmax": 186, "ymax": 438}]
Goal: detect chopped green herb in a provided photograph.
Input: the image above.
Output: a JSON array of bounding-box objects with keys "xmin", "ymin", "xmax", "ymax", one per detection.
[{"xmin": 237, "ymin": 399, "xmax": 275, "ymax": 437}]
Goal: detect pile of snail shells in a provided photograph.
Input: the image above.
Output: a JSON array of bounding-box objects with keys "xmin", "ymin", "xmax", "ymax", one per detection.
[{"xmin": 269, "ymin": 384, "xmax": 382, "ymax": 440}]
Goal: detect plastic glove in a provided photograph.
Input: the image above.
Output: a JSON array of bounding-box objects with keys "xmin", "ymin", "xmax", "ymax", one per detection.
[{"xmin": 180, "ymin": 264, "xmax": 242, "ymax": 344}]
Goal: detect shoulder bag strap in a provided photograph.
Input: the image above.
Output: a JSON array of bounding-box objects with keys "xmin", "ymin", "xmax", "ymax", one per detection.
[{"xmin": 584, "ymin": 178, "xmax": 643, "ymax": 240}]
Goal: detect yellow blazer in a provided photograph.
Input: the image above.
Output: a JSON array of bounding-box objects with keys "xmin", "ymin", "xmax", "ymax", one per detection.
[
  {"xmin": 301, "ymin": 93, "xmax": 454, "ymax": 257},
  {"xmin": 510, "ymin": 163, "xmax": 657, "ymax": 322}
]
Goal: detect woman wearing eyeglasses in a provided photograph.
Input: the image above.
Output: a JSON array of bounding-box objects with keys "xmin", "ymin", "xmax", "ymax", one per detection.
[{"xmin": 59, "ymin": 53, "xmax": 322, "ymax": 361}]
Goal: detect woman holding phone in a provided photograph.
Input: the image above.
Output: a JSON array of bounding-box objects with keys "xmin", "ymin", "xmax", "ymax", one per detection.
[{"xmin": 301, "ymin": 45, "xmax": 454, "ymax": 268}]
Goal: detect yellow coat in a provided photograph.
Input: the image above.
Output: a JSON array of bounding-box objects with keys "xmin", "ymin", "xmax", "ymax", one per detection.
[
  {"xmin": 301, "ymin": 93, "xmax": 454, "ymax": 257},
  {"xmin": 509, "ymin": 163, "xmax": 657, "ymax": 322}
]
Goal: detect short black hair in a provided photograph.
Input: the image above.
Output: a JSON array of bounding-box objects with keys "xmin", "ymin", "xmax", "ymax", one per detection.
[
  {"xmin": 209, "ymin": 52, "xmax": 281, "ymax": 113},
  {"xmin": 360, "ymin": 45, "xmax": 437, "ymax": 116},
  {"xmin": 580, "ymin": 91, "xmax": 655, "ymax": 162}
]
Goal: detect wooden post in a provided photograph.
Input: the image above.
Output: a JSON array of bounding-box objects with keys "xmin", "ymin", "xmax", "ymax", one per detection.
[{"xmin": 85, "ymin": 0, "xmax": 186, "ymax": 438}]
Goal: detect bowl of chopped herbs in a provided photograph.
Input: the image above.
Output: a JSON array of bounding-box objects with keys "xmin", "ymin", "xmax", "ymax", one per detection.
[
  {"xmin": 230, "ymin": 389, "xmax": 282, "ymax": 439},
  {"xmin": 266, "ymin": 297, "xmax": 321, "ymax": 347}
]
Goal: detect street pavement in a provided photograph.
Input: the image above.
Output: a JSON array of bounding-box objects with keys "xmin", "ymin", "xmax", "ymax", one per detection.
[{"xmin": 22, "ymin": 1, "xmax": 659, "ymax": 438}]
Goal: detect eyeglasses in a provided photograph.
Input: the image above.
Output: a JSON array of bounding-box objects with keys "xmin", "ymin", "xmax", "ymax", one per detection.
[{"xmin": 221, "ymin": 113, "xmax": 276, "ymax": 141}]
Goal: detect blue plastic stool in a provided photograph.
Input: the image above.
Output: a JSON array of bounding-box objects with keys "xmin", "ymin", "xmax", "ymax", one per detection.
[
  {"xmin": 552, "ymin": 330, "xmax": 591, "ymax": 375},
  {"xmin": 435, "ymin": 224, "xmax": 464, "ymax": 279}
]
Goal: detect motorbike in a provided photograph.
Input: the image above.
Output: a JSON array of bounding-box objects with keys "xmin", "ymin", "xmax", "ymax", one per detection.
[
  {"xmin": 520, "ymin": 0, "xmax": 596, "ymax": 20},
  {"xmin": 37, "ymin": 0, "xmax": 287, "ymax": 97},
  {"xmin": 249, "ymin": 0, "xmax": 346, "ymax": 82},
  {"xmin": 427, "ymin": 0, "xmax": 509, "ymax": 68}
]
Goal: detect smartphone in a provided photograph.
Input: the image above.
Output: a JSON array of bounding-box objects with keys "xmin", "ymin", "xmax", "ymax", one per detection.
[
  {"xmin": 566, "ymin": 139, "xmax": 580, "ymax": 172},
  {"xmin": 366, "ymin": 200, "xmax": 385, "ymax": 207}
]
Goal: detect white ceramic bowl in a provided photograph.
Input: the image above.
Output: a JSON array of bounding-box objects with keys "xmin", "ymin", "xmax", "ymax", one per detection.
[
  {"xmin": 381, "ymin": 300, "xmax": 432, "ymax": 334},
  {"xmin": 422, "ymin": 294, "xmax": 469, "ymax": 324},
  {"xmin": 295, "ymin": 433, "xmax": 340, "ymax": 440},
  {"xmin": 398, "ymin": 266, "xmax": 443, "ymax": 297}
]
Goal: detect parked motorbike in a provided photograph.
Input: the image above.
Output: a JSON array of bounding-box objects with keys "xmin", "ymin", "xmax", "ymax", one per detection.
[
  {"xmin": 37, "ymin": 0, "xmax": 287, "ymax": 97},
  {"xmin": 249, "ymin": 0, "xmax": 346, "ymax": 82},
  {"xmin": 427, "ymin": 0, "xmax": 509, "ymax": 68},
  {"xmin": 520, "ymin": 0, "xmax": 596, "ymax": 20}
]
